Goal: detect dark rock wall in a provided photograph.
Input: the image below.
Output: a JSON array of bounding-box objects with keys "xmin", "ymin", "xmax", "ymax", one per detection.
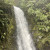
[{"xmin": 0, "ymin": 2, "xmax": 17, "ymax": 50}]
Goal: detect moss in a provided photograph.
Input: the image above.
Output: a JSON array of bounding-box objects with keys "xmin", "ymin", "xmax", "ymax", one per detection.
[{"xmin": 0, "ymin": 2, "xmax": 16, "ymax": 50}]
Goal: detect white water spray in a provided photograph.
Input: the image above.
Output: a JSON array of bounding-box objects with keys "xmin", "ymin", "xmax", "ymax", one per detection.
[{"xmin": 14, "ymin": 6, "xmax": 36, "ymax": 50}]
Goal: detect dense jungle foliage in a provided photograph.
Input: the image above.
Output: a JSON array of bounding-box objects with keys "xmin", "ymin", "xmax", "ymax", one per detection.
[
  {"xmin": 0, "ymin": 0, "xmax": 50, "ymax": 50},
  {"xmin": 0, "ymin": 1, "xmax": 16, "ymax": 50}
]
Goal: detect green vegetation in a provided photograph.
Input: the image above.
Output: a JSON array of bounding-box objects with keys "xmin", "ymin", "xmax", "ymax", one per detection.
[
  {"xmin": 4, "ymin": 0, "xmax": 15, "ymax": 5},
  {"xmin": 0, "ymin": 1, "xmax": 16, "ymax": 50}
]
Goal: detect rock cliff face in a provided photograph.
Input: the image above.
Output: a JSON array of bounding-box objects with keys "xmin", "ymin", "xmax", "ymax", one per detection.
[{"xmin": 0, "ymin": 2, "xmax": 16, "ymax": 50}]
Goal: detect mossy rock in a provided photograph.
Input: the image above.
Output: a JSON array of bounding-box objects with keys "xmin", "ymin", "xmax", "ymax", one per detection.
[{"xmin": 0, "ymin": 2, "xmax": 16, "ymax": 50}]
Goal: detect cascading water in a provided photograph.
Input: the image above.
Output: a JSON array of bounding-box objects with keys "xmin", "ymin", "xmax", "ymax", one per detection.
[{"xmin": 14, "ymin": 6, "xmax": 36, "ymax": 50}]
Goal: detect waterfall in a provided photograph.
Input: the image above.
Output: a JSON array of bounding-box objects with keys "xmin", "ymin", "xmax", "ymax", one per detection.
[{"xmin": 13, "ymin": 6, "xmax": 36, "ymax": 50}]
